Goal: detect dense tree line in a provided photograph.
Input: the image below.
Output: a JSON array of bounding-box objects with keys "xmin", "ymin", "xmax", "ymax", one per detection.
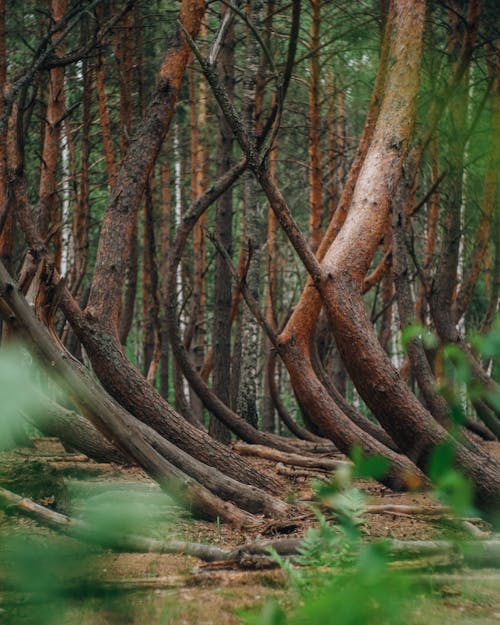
[{"xmin": 0, "ymin": 0, "xmax": 499, "ymax": 523}]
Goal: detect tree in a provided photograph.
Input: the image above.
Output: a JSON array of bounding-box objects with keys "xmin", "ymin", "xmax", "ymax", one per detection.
[{"xmin": 0, "ymin": 0, "xmax": 499, "ymax": 524}]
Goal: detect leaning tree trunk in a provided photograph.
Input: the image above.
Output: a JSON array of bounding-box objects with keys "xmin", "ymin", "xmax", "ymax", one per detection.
[
  {"xmin": 0, "ymin": 259, "xmax": 291, "ymax": 524},
  {"xmin": 14, "ymin": 0, "xmax": 281, "ymax": 496},
  {"xmin": 191, "ymin": 0, "xmax": 424, "ymax": 490},
  {"xmin": 314, "ymin": 0, "xmax": 500, "ymax": 509},
  {"xmin": 24, "ymin": 396, "xmax": 130, "ymax": 465}
]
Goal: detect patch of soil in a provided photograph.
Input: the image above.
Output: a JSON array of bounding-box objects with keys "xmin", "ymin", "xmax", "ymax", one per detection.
[{"xmin": 1, "ymin": 438, "xmax": 499, "ymax": 625}]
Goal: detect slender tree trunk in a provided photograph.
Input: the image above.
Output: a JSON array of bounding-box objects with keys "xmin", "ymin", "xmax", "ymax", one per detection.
[
  {"xmin": 187, "ymin": 65, "xmax": 207, "ymax": 422},
  {"xmin": 237, "ymin": 0, "xmax": 264, "ymax": 429},
  {"xmin": 95, "ymin": 43, "xmax": 116, "ymax": 189},
  {"xmin": 35, "ymin": 0, "xmax": 67, "ymax": 269},
  {"xmin": 262, "ymin": 143, "xmax": 278, "ymax": 432},
  {"xmin": 115, "ymin": 8, "xmax": 137, "ymax": 346},
  {"xmin": 209, "ymin": 7, "xmax": 235, "ymax": 444},
  {"xmin": 308, "ymin": 0, "xmax": 322, "ymax": 253},
  {"xmin": 70, "ymin": 23, "xmax": 91, "ymax": 295},
  {"xmin": 454, "ymin": 54, "xmax": 499, "ymax": 321},
  {"xmin": 159, "ymin": 161, "xmax": 172, "ymax": 400}
]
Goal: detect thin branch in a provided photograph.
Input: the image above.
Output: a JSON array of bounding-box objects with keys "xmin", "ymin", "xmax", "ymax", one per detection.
[{"xmin": 208, "ymin": 230, "xmax": 279, "ymax": 350}]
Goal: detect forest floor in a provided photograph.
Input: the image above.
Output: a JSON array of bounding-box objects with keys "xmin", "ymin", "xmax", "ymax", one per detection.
[{"xmin": 0, "ymin": 437, "xmax": 499, "ymax": 625}]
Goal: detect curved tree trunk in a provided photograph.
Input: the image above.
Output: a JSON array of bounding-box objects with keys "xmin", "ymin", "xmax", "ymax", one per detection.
[
  {"xmin": 25, "ymin": 396, "xmax": 130, "ymax": 465},
  {"xmin": 0, "ymin": 260, "xmax": 291, "ymax": 524},
  {"xmin": 314, "ymin": 1, "xmax": 500, "ymax": 508}
]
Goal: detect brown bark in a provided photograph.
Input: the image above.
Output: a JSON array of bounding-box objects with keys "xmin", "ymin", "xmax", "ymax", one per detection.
[
  {"xmin": 70, "ymin": 30, "xmax": 92, "ymax": 294},
  {"xmin": 0, "ymin": 0, "xmax": 12, "ymax": 303},
  {"xmin": 262, "ymin": 143, "xmax": 279, "ymax": 432},
  {"xmin": 35, "ymin": 0, "xmax": 67, "ymax": 269},
  {"xmin": 377, "ymin": 221, "xmax": 394, "ymax": 352},
  {"xmin": 114, "ymin": 9, "xmax": 138, "ymax": 347},
  {"xmin": 112, "ymin": 6, "xmax": 134, "ymax": 160},
  {"xmin": 142, "ymin": 181, "xmax": 160, "ymax": 378},
  {"xmin": 233, "ymin": 442, "xmax": 348, "ymax": 471},
  {"xmin": 24, "ymin": 396, "xmax": 130, "ymax": 465},
  {"xmin": 95, "ymin": 46, "xmax": 116, "ymax": 189},
  {"xmin": 308, "ymin": 0, "xmax": 323, "ymax": 253},
  {"xmin": 278, "ymin": 1, "xmax": 394, "ymax": 368},
  {"xmin": 326, "ymin": 73, "xmax": 337, "ymax": 220},
  {"xmin": 209, "ymin": 8, "xmax": 235, "ymax": 444},
  {"xmin": 86, "ymin": 0, "xmax": 204, "ymax": 331},
  {"xmin": 312, "ymin": 2, "xmax": 500, "ymax": 508}
]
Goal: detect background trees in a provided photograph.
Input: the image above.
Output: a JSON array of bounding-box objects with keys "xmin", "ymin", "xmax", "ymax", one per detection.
[{"xmin": 0, "ymin": 0, "xmax": 499, "ymax": 519}]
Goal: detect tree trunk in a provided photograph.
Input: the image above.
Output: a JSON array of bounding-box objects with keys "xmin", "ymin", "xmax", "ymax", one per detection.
[
  {"xmin": 209, "ymin": 6, "xmax": 235, "ymax": 444},
  {"xmin": 25, "ymin": 396, "xmax": 130, "ymax": 465},
  {"xmin": 308, "ymin": 0, "xmax": 322, "ymax": 253},
  {"xmin": 237, "ymin": 0, "xmax": 264, "ymax": 429},
  {"xmin": 35, "ymin": 0, "xmax": 67, "ymax": 269}
]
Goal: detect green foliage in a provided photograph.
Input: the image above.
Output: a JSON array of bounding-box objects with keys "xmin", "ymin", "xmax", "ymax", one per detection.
[
  {"xmin": 0, "ymin": 346, "xmax": 39, "ymax": 450},
  {"xmin": 287, "ymin": 544, "xmax": 413, "ymax": 625},
  {"xmin": 0, "ymin": 534, "xmax": 93, "ymax": 625},
  {"xmin": 350, "ymin": 445, "xmax": 392, "ymax": 481},
  {"xmin": 428, "ymin": 442, "xmax": 474, "ymax": 517},
  {"xmin": 247, "ymin": 452, "xmax": 419, "ymax": 625},
  {"xmin": 401, "ymin": 324, "xmax": 439, "ymax": 351}
]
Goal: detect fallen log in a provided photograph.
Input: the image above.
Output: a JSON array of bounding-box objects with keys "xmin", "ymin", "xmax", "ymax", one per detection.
[
  {"xmin": 233, "ymin": 442, "xmax": 350, "ymax": 471},
  {"xmin": 2, "ymin": 486, "xmax": 498, "ymax": 569},
  {"xmin": 276, "ymin": 462, "xmax": 327, "ymax": 479}
]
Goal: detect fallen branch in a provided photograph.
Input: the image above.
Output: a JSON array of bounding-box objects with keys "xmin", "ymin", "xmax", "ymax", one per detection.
[
  {"xmin": 2, "ymin": 486, "xmax": 498, "ymax": 569},
  {"xmin": 0, "ymin": 486, "xmax": 230, "ymax": 561},
  {"xmin": 233, "ymin": 442, "xmax": 350, "ymax": 471},
  {"xmin": 276, "ymin": 462, "xmax": 328, "ymax": 479}
]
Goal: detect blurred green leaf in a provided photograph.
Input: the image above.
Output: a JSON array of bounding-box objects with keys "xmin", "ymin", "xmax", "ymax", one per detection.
[
  {"xmin": 401, "ymin": 324, "xmax": 438, "ymax": 351},
  {"xmin": 428, "ymin": 441, "xmax": 455, "ymax": 482},
  {"xmin": 0, "ymin": 346, "xmax": 39, "ymax": 449},
  {"xmin": 351, "ymin": 445, "xmax": 391, "ymax": 480}
]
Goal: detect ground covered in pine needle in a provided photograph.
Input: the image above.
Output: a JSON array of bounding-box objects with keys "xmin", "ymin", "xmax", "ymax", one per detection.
[{"xmin": 0, "ymin": 437, "xmax": 499, "ymax": 625}]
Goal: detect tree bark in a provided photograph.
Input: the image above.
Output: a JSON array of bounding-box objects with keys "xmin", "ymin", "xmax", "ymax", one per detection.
[
  {"xmin": 308, "ymin": 0, "xmax": 323, "ymax": 253},
  {"xmin": 210, "ymin": 7, "xmax": 235, "ymax": 444}
]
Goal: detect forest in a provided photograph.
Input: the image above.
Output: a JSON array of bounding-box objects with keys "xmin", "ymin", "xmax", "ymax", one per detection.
[{"xmin": 0, "ymin": 0, "xmax": 499, "ymax": 623}]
